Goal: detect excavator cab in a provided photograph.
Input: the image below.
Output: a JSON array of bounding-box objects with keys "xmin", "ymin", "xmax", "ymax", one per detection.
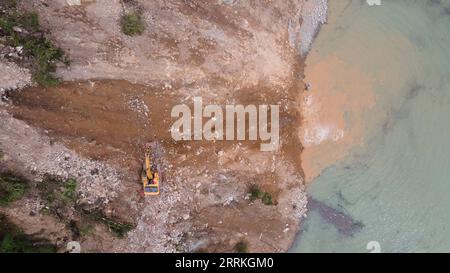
[{"xmin": 141, "ymin": 145, "xmax": 160, "ymax": 195}]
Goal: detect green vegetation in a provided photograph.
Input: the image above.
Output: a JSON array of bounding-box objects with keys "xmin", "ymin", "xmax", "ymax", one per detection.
[
  {"xmin": 0, "ymin": 172, "xmax": 28, "ymax": 206},
  {"xmin": 1, "ymin": 0, "xmax": 17, "ymax": 9},
  {"xmin": 261, "ymin": 193, "xmax": 273, "ymax": 206},
  {"xmin": 37, "ymin": 175, "xmax": 78, "ymax": 215},
  {"xmin": 249, "ymin": 184, "xmax": 263, "ymax": 200},
  {"xmin": 0, "ymin": 1, "xmax": 69, "ymax": 86},
  {"xmin": 234, "ymin": 241, "xmax": 248, "ymax": 253},
  {"xmin": 77, "ymin": 221, "xmax": 94, "ymax": 237},
  {"xmin": 69, "ymin": 217, "xmax": 94, "ymax": 238},
  {"xmin": 248, "ymin": 184, "xmax": 273, "ymax": 206},
  {"xmin": 120, "ymin": 11, "xmax": 145, "ymax": 36},
  {"xmin": 38, "ymin": 174, "xmax": 134, "ymax": 238},
  {"xmin": 62, "ymin": 178, "xmax": 77, "ymax": 203},
  {"xmin": 77, "ymin": 208, "xmax": 134, "ymax": 239},
  {"xmin": 0, "ymin": 214, "xmax": 57, "ymax": 253},
  {"xmin": 68, "ymin": 219, "xmax": 94, "ymax": 240}
]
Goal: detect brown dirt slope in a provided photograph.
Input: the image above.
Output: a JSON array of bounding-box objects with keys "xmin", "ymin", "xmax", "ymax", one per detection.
[{"xmin": 0, "ymin": 0, "xmax": 327, "ymax": 252}]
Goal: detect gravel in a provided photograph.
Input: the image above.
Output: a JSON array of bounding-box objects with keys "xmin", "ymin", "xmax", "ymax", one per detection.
[
  {"xmin": 0, "ymin": 109, "xmax": 123, "ymax": 207},
  {"xmin": 0, "ymin": 61, "xmax": 32, "ymax": 93}
]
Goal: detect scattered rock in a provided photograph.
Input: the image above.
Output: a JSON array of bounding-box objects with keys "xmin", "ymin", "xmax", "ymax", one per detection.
[{"xmin": 66, "ymin": 0, "xmax": 82, "ymax": 6}]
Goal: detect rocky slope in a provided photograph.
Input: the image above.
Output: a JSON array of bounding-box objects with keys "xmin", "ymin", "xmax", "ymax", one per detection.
[{"xmin": 0, "ymin": 0, "xmax": 327, "ymax": 252}]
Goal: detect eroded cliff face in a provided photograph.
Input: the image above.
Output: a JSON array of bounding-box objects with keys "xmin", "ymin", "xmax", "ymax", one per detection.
[
  {"xmin": 23, "ymin": 0, "xmax": 321, "ymax": 87},
  {"xmin": 0, "ymin": 0, "xmax": 327, "ymax": 252}
]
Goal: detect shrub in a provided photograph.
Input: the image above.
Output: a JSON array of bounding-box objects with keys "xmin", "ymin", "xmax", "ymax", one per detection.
[
  {"xmin": 23, "ymin": 35, "xmax": 66, "ymax": 86},
  {"xmin": 77, "ymin": 222, "xmax": 94, "ymax": 237},
  {"xmin": 107, "ymin": 218, "xmax": 135, "ymax": 238},
  {"xmin": 0, "ymin": 7, "xmax": 69, "ymax": 86},
  {"xmin": 261, "ymin": 192, "xmax": 273, "ymax": 205},
  {"xmin": 0, "ymin": 172, "xmax": 28, "ymax": 206},
  {"xmin": 62, "ymin": 178, "xmax": 77, "ymax": 203},
  {"xmin": 248, "ymin": 184, "xmax": 273, "ymax": 206},
  {"xmin": 121, "ymin": 12, "xmax": 145, "ymax": 36},
  {"xmin": 0, "ymin": 0, "xmax": 17, "ymax": 9},
  {"xmin": 37, "ymin": 175, "xmax": 78, "ymax": 216},
  {"xmin": 77, "ymin": 208, "xmax": 134, "ymax": 239},
  {"xmin": 249, "ymin": 184, "xmax": 264, "ymax": 201},
  {"xmin": 234, "ymin": 241, "xmax": 248, "ymax": 253},
  {"xmin": 0, "ymin": 214, "xmax": 57, "ymax": 253}
]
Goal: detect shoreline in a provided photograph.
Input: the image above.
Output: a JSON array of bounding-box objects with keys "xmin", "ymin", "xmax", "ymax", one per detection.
[
  {"xmin": 298, "ymin": 0, "xmax": 376, "ymax": 182},
  {"xmin": 285, "ymin": 0, "xmax": 329, "ymax": 252}
]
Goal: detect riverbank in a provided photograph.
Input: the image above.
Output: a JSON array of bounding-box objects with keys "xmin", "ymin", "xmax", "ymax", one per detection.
[{"xmin": 299, "ymin": 0, "xmax": 376, "ymax": 182}]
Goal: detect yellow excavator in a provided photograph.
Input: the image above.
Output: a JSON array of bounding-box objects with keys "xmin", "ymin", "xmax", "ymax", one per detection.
[{"xmin": 141, "ymin": 145, "xmax": 160, "ymax": 196}]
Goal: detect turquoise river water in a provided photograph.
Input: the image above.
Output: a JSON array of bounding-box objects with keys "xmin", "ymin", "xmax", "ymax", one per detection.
[{"xmin": 291, "ymin": 0, "xmax": 450, "ymax": 252}]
